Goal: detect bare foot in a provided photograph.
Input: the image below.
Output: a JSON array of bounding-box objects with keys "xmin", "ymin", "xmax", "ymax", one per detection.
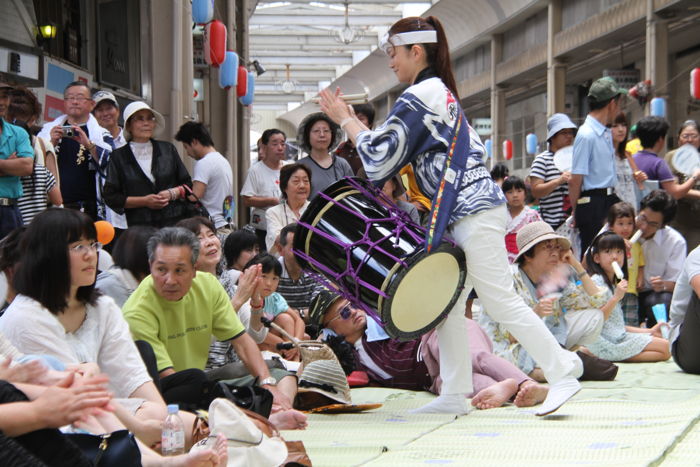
[
  {"xmin": 166, "ymin": 433, "xmax": 227, "ymax": 467},
  {"xmin": 470, "ymin": 379, "xmax": 518, "ymax": 410},
  {"xmin": 528, "ymin": 368, "xmax": 546, "ymax": 383},
  {"xmin": 270, "ymin": 409, "xmax": 308, "ymax": 430},
  {"xmin": 514, "ymin": 380, "xmax": 549, "ymax": 408}
]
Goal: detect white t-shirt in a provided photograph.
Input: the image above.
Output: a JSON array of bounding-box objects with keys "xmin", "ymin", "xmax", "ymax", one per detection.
[
  {"xmin": 193, "ymin": 151, "xmax": 233, "ymax": 228},
  {"xmin": 669, "ymin": 246, "xmax": 700, "ymax": 346},
  {"xmin": 240, "ymin": 161, "xmax": 281, "ymax": 230},
  {"xmin": 0, "ymin": 294, "xmax": 152, "ymax": 399}
]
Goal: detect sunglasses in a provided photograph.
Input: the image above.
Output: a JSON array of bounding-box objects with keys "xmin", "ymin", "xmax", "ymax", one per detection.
[{"xmin": 325, "ymin": 303, "xmax": 352, "ymax": 327}]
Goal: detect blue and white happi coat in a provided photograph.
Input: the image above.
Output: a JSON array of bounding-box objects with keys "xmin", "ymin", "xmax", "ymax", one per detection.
[{"xmin": 354, "ymin": 75, "xmax": 505, "ymax": 226}]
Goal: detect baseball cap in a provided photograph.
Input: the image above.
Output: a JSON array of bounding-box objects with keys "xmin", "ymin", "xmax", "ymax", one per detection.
[
  {"xmin": 588, "ymin": 77, "xmax": 627, "ymax": 102},
  {"xmin": 92, "ymin": 90, "xmax": 119, "ymax": 108}
]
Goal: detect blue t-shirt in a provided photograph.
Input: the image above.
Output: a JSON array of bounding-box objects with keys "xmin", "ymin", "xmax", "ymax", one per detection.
[
  {"xmin": 263, "ymin": 292, "xmax": 289, "ymax": 319},
  {"xmin": 0, "ymin": 119, "xmax": 34, "ymax": 198},
  {"xmin": 572, "ymin": 115, "xmax": 617, "ymax": 190}
]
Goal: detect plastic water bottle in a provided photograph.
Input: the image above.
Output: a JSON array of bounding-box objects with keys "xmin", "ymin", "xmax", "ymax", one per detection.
[{"xmin": 161, "ymin": 404, "xmax": 185, "ymax": 456}]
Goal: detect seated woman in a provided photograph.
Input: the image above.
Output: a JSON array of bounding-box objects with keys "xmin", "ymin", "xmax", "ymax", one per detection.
[
  {"xmin": 265, "ymin": 163, "xmax": 312, "ymax": 253},
  {"xmin": 0, "ymin": 369, "xmax": 227, "ymax": 466},
  {"xmin": 668, "ymin": 245, "xmax": 700, "ymax": 373},
  {"xmin": 220, "ymin": 229, "xmax": 260, "ymax": 288},
  {"xmin": 480, "ymin": 222, "xmax": 607, "ymax": 381},
  {"xmin": 0, "ymin": 208, "xmax": 199, "ymax": 448},
  {"xmin": 584, "ymin": 232, "xmax": 671, "ymax": 362},
  {"xmin": 103, "ymin": 102, "xmax": 194, "ymax": 227},
  {"xmin": 95, "ymin": 225, "xmax": 158, "ymax": 307}
]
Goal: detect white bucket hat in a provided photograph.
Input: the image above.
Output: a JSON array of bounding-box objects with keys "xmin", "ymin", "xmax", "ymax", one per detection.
[
  {"xmin": 191, "ymin": 398, "xmax": 288, "ymax": 467},
  {"xmin": 122, "ymin": 101, "xmax": 165, "ymax": 140}
]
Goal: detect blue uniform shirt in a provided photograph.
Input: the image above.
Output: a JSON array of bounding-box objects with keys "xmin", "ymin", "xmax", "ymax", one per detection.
[{"xmin": 572, "ymin": 114, "xmax": 616, "ymax": 191}]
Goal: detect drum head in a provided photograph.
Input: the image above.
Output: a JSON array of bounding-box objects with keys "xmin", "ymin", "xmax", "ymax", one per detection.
[
  {"xmin": 380, "ymin": 244, "xmax": 466, "ymax": 340},
  {"xmin": 553, "ymin": 145, "xmax": 573, "ymax": 172},
  {"xmin": 671, "ymin": 144, "xmax": 700, "ymax": 176}
]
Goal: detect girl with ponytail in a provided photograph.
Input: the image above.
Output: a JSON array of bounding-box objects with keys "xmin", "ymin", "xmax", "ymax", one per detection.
[{"xmin": 320, "ymin": 16, "xmax": 583, "ymax": 416}]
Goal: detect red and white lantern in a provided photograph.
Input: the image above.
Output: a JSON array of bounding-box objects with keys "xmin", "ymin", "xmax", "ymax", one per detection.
[
  {"xmin": 204, "ymin": 20, "xmax": 226, "ymax": 67},
  {"xmin": 691, "ymin": 68, "xmax": 700, "ymax": 100},
  {"xmin": 236, "ymin": 66, "xmax": 248, "ymax": 97},
  {"xmin": 503, "ymin": 139, "xmax": 513, "ymax": 160}
]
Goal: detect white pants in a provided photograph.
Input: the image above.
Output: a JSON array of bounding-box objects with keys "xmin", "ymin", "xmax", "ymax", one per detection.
[
  {"xmin": 437, "ymin": 204, "xmax": 582, "ymax": 395},
  {"xmin": 564, "ymin": 308, "xmax": 604, "ymax": 349}
]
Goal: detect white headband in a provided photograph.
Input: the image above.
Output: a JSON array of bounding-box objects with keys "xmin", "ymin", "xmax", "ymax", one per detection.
[{"xmin": 379, "ymin": 30, "xmax": 438, "ymax": 54}]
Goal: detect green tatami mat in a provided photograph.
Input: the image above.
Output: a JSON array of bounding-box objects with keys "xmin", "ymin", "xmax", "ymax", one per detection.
[{"xmin": 281, "ymin": 360, "xmax": 700, "ymax": 466}]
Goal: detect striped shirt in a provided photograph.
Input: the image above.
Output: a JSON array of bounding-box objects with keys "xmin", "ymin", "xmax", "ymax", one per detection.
[
  {"xmin": 352, "ymin": 334, "xmax": 431, "ymax": 390},
  {"xmin": 19, "ymin": 165, "xmax": 56, "ymax": 225},
  {"xmin": 276, "ymin": 257, "xmax": 322, "ymax": 311},
  {"xmin": 529, "ymin": 150, "xmax": 569, "ymax": 229}
]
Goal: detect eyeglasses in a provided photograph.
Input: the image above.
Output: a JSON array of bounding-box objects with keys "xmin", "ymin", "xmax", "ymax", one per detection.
[
  {"xmin": 679, "ymin": 133, "xmax": 699, "ymax": 140},
  {"xmin": 69, "ymin": 242, "xmax": 103, "ymax": 254},
  {"xmin": 131, "ymin": 115, "xmax": 156, "ymax": 123},
  {"xmin": 324, "ymin": 303, "xmax": 352, "ymax": 327},
  {"xmin": 64, "ymin": 95, "xmax": 90, "ymax": 102},
  {"xmin": 637, "ymin": 213, "xmax": 661, "ymax": 229}
]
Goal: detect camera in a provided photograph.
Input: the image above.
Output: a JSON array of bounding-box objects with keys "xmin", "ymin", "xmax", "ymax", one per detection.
[{"xmin": 61, "ymin": 125, "xmax": 75, "ymax": 137}]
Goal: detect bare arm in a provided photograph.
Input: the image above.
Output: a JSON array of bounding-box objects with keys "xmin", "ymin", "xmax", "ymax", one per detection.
[
  {"xmin": 530, "ymin": 173, "xmax": 570, "ymax": 198},
  {"xmin": 568, "ymin": 174, "xmax": 583, "ymax": 216},
  {"xmin": 0, "ymin": 156, "xmax": 33, "ymax": 176},
  {"xmin": 48, "ymin": 184, "xmax": 63, "ymax": 206},
  {"xmin": 242, "ymin": 195, "xmax": 279, "ymax": 208},
  {"xmin": 192, "ymin": 180, "xmax": 206, "ymax": 199}
]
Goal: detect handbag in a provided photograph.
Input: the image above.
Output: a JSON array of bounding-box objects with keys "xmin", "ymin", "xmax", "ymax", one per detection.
[
  {"xmin": 67, "ymin": 430, "xmax": 142, "ymax": 466},
  {"xmin": 182, "ymin": 184, "xmax": 212, "ymax": 220},
  {"xmin": 206, "ymin": 382, "xmax": 274, "ymax": 418}
]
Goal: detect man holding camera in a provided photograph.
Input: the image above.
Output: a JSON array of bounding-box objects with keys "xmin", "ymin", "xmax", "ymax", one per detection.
[{"xmin": 38, "ymin": 81, "xmax": 113, "ymax": 221}]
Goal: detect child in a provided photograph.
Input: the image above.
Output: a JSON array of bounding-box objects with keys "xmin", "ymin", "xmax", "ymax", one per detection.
[
  {"xmin": 221, "ymin": 229, "xmax": 260, "ymax": 288},
  {"xmin": 244, "ymin": 253, "xmax": 305, "ymax": 360},
  {"xmin": 584, "ymin": 232, "xmax": 670, "ymax": 362},
  {"xmin": 503, "ymin": 176, "xmax": 542, "ymax": 263},
  {"xmin": 607, "ymin": 202, "xmax": 645, "ymax": 326}
]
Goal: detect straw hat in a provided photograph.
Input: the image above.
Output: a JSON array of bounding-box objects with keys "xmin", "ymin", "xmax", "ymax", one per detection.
[
  {"xmin": 296, "ymin": 358, "xmax": 352, "ymax": 407},
  {"xmin": 514, "ymin": 221, "xmax": 571, "ymax": 262},
  {"xmin": 122, "ymin": 101, "xmax": 165, "ymax": 140}
]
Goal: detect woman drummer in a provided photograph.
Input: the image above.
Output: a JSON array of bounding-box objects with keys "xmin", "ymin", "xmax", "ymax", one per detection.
[{"xmin": 320, "ymin": 16, "xmax": 582, "ymax": 416}]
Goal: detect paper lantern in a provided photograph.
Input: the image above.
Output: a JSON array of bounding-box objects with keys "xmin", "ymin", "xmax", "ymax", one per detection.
[
  {"xmin": 204, "ymin": 20, "xmax": 226, "ymax": 67},
  {"xmin": 239, "ymin": 72, "xmax": 255, "ymax": 106},
  {"xmin": 94, "ymin": 220, "xmax": 115, "ymax": 245},
  {"xmin": 484, "ymin": 138, "xmax": 492, "ymax": 159},
  {"xmin": 503, "ymin": 139, "xmax": 513, "ymax": 160},
  {"xmin": 650, "ymin": 97, "xmax": 666, "ymax": 118},
  {"xmin": 236, "ymin": 66, "xmax": 248, "ymax": 97},
  {"xmin": 192, "ymin": 0, "xmax": 214, "ymax": 24},
  {"xmin": 691, "ymin": 68, "xmax": 700, "ymax": 100},
  {"xmin": 526, "ymin": 133, "xmax": 538, "ymax": 155},
  {"xmin": 219, "ymin": 51, "xmax": 239, "ymax": 89}
]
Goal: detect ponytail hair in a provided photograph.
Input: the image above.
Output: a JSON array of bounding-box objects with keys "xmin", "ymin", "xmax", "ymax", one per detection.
[{"xmin": 388, "ymin": 16, "xmax": 459, "ymax": 100}]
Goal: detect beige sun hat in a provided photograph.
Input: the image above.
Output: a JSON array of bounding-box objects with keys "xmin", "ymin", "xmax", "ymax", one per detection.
[
  {"xmin": 191, "ymin": 398, "xmax": 288, "ymax": 467},
  {"xmin": 296, "ymin": 358, "xmax": 352, "ymax": 406},
  {"xmin": 122, "ymin": 101, "xmax": 165, "ymax": 140},
  {"xmin": 514, "ymin": 221, "xmax": 571, "ymax": 262}
]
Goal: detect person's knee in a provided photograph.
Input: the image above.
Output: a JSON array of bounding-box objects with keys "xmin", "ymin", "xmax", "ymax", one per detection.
[{"xmin": 274, "ymin": 313, "xmax": 294, "ymax": 329}]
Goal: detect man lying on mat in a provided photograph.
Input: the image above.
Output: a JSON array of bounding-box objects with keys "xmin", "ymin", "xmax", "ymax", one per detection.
[{"xmin": 308, "ymin": 290, "xmax": 549, "ymax": 410}]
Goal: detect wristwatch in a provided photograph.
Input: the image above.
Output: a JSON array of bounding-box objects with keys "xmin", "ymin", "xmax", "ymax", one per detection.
[{"xmin": 258, "ymin": 376, "xmax": 277, "ymax": 387}]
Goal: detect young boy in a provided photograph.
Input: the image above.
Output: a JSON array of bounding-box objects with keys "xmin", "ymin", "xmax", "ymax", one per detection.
[{"xmin": 245, "ymin": 253, "xmax": 306, "ymax": 359}]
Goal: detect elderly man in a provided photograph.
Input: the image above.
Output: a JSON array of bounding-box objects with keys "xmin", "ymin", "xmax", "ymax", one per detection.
[
  {"xmin": 122, "ymin": 227, "xmax": 293, "ymax": 411},
  {"xmin": 37, "ymin": 81, "xmax": 113, "ymax": 221},
  {"xmin": 309, "ymin": 290, "xmax": 552, "ymax": 412}
]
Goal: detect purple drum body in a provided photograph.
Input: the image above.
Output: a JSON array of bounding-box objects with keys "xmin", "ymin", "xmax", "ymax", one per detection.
[{"xmin": 294, "ymin": 177, "xmax": 466, "ymax": 340}]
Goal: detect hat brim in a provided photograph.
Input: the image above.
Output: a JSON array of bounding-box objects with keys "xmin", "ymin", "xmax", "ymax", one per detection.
[{"xmin": 514, "ymin": 233, "xmax": 571, "ymax": 262}]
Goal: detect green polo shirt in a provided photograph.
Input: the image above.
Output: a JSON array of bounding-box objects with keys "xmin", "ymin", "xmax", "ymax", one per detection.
[{"xmin": 123, "ymin": 271, "xmax": 245, "ymax": 372}]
